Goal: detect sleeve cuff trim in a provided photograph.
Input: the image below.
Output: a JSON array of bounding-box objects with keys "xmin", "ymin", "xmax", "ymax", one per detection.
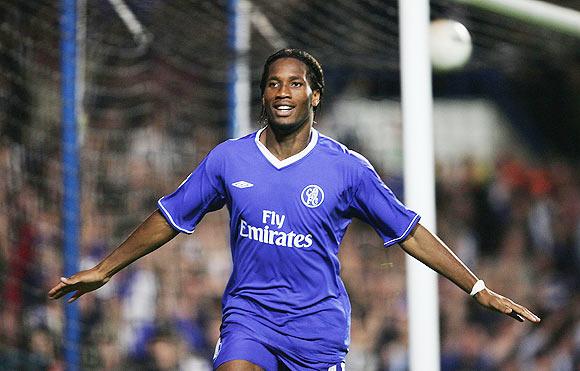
[
  {"xmin": 383, "ymin": 214, "xmax": 420, "ymax": 247},
  {"xmin": 157, "ymin": 198, "xmax": 195, "ymax": 234}
]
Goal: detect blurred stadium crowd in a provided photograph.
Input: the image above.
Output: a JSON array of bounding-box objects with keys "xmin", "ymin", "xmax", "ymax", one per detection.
[{"xmin": 1, "ymin": 1, "xmax": 580, "ymax": 370}]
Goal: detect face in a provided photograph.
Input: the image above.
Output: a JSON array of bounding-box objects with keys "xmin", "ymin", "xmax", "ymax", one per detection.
[{"xmin": 262, "ymin": 57, "xmax": 320, "ymax": 133}]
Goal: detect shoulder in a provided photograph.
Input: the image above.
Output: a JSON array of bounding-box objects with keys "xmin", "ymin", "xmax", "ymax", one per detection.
[
  {"xmin": 208, "ymin": 131, "xmax": 257, "ymax": 158},
  {"xmin": 317, "ymin": 131, "xmax": 350, "ymax": 155},
  {"xmin": 317, "ymin": 131, "xmax": 375, "ymax": 171}
]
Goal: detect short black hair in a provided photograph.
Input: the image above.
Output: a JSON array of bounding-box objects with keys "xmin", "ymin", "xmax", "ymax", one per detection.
[{"xmin": 260, "ymin": 48, "xmax": 324, "ymax": 113}]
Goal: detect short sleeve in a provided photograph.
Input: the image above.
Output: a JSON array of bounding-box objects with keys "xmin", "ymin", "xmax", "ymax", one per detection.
[
  {"xmin": 348, "ymin": 153, "xmax": 420, "ymax": 247},
  {"xmin": 157, "ymin": 150, "xmax": 226, "ymax": 234}
]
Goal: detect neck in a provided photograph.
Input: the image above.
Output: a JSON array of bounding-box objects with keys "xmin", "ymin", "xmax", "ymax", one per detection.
[{"xmin": 260, "ymin": 121, "xmax": 313, "ymax": 161}]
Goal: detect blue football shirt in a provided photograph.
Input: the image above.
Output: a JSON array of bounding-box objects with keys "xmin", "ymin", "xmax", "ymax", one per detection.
[{"xmin": 158, "ymin": 127, "xmax": 420, "ymax": 364}]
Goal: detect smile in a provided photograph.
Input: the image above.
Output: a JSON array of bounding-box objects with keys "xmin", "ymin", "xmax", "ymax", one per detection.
[{"xmin": 273, "ymin": 104, "xmax": 295, "ymax": 116}]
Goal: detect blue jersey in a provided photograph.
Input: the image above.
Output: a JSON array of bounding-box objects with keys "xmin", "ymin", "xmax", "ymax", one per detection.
[{"xmin": 158, "ymin": 127, "xmax": 420, "ymax": 364}]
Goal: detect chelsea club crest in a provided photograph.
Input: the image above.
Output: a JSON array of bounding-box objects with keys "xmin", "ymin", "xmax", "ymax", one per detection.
[{"xmin": 301, "ymin": 185, "xmax": 324, "ymax": 208}]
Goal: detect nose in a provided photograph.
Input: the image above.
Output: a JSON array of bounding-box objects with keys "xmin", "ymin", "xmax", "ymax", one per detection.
[{"xmin": 276, "ymin": 82, "xmax": 291, "ymax": 98}]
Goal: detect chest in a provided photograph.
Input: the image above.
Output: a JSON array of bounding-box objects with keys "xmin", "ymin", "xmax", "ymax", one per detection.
[{"xmin": 222, "ymin": 157, "xmax": 351, "ymax": 227}]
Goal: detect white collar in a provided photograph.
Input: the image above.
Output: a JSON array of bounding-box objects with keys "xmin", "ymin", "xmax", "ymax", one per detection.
[{"xmin": 254, "ymin": 126, "xmax": 318, "ymax": 169}]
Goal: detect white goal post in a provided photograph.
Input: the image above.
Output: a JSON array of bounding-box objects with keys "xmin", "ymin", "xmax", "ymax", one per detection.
[{"xmin": 453, "ymin": 0, "xmax": 580, "ymax": 38}]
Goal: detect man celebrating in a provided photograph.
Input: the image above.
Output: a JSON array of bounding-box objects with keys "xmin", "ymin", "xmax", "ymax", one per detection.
[{"xmin": 49, "ymin": 49, "xmax": 540, "ymax": 371}]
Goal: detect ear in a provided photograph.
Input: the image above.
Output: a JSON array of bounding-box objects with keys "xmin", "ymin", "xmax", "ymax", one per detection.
[{"xmin": 312, "ymin": 90, "xmax": 321, "ymax": 107}]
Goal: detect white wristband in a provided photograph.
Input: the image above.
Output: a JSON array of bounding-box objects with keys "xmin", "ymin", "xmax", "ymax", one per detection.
[{"xmin": 469, "ymin": 279, "xmax": 486, "ymax": 296}]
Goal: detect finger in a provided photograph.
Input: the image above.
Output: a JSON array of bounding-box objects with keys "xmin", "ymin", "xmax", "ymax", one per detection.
[
  {"xmin": 501, "ymin": 300, "xmax": 541, "ymax": 323},
  {"xmin": 512, "ymin": 305, "xmax": 541, "ymax": 323},
  {"xmin": 48, "ymin": 278, "xmax": 72, "ymax": 299},
  {"xmin": 67, "ymin": 291, "xmax": 84, "ymax": 303},
  {"xmin": 48, "ymin": 284, "xmax": 62, "ymax": 298},
  {"xmin": 507, "ymin": 311, "xmax": 524, "ymax": 322},
  {"xmin": 48, "ymin": 282, "xmax": 70, "ymax": 299},
  {"xmin": 486, "ymin": 292, "xmax": 541, "ymax": 323},
  {"xmin": 49, "ymin": 279, "xmax": 78, "ymax": 299},
  {"xmin": 60, "ymin": 276, "xmax": 76, "ymax": 285},
  {"xmin": 491, "ymin": 298, "xmax": 519, "ymax": 318}
]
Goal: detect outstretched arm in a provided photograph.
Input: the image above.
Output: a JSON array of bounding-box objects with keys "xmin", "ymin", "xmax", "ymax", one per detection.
[
  {"xmin": 48, "ymin": 209, "xmax": 178, "ymax": 302},
  {"xmin": 399, "ymin": 223, "xmax": 540, "ymax": 323}
]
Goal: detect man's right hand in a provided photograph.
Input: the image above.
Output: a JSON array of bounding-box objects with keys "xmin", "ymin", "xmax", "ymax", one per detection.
[
  {"xmin": 48, "ymin": 210, "xmax": 177, "ymax": 303},
  {"xmin": 48, "ymin": 268, "xmax": 110, "ymax": 303}
]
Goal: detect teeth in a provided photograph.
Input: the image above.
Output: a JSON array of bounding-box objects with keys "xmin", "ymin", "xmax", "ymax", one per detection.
[{"xmin": 275, "ymin": 105, "xmax": 292, "ymax": 110}]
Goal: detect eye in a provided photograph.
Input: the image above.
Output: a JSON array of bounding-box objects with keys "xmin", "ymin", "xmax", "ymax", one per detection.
[
  {"xmin": 291, "ymin": 81, "xmax": 303, "ymax": 87},
  {"xmin": 268, "ymin": 81, "xmax": 279, "ymax": 88}
]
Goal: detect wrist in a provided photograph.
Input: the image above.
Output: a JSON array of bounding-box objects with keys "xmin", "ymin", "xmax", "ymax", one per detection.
[
  {"xmin": 94, "ymin": 263, "xmax": 114, "ymax": 281},
  {"xmin": 469, "ymin": 279, "xmax": 486, "ymax": 297}
]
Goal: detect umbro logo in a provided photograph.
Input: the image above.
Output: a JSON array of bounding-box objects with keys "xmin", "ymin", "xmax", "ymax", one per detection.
[{"xmin": 232, "ymin": 181, "xmax": 254, "ymax": 189}]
